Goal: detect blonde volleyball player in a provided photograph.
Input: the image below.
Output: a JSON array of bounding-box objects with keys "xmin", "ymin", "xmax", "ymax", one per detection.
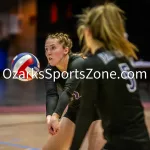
[
  {"xmin": 42, "ymin": 33, "xmax": 105, "ymax": 150},
  {"xmin": 70, "ymin": 2, "xmax": 150, "ymax": 150}
]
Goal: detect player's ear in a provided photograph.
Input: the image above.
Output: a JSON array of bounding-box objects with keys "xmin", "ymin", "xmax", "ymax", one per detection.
[{"xmin": 64, "ymin": 47, "xmax": 69, "ymax": 55}]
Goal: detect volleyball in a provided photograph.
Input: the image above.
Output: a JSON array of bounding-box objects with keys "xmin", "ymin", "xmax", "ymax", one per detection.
[{"xmin": 11, "ymin": 52, "xmax": 40, "ymax": 81}]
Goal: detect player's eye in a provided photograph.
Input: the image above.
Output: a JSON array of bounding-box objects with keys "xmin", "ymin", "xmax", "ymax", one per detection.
[
  {"xmin": 51, "ymin": 46, "xmax": 56, "ymax": 50},
  {"xmin": 45, "ymin": 45, "xmax": 56, "ymax": 52}
]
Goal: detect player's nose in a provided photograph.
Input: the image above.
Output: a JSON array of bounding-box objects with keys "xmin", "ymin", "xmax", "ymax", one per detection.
[{"xmin": 46, "ymin": 49, "xmax": 52, "ymax": 55}]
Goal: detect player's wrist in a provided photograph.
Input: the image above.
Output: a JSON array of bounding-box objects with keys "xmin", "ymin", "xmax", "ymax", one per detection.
[
  {"xmin": 52, "ymin": 113, "xmax": 60, "ymax": 119},
  {"xmin": 46, "ymin": 115, "xmax": 52, "ymax": 124},
  {"xmin": 46, "ymin": 115, "xmax": 52, "ymax": 118},
  {"xmin": 46, "ymin": 115, "xmax": 51, "ymax": 121}
]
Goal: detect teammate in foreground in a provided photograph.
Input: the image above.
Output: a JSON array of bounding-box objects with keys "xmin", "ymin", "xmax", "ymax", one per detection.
[{"xmin": 70, "ymin": 3, "xmax": 150, "ymax": 150}]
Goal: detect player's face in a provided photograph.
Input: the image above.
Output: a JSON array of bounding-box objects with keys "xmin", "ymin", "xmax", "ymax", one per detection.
[{"xmin": 45, "ymin": 38, "xmax": 69, "ymax": 66}]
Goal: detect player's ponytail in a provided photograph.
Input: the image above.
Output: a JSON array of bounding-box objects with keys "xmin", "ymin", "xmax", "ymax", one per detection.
[{"xmin": 77, "ymin": 3, "xmax": 138, "ymax": 59}]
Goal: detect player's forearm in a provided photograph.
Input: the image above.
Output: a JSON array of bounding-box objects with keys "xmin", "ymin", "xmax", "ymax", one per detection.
[
  {"xmin": 54, "ymin": 91, "xmax": 70, "ymax": 118},
  {"xmin": 46, "ymin": 95, "xmax": 58, "ymax": 116}
]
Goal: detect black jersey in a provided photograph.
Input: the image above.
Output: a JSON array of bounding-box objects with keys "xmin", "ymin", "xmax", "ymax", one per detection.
[
  {"xmin": 44, "ymin": 54, "xmax": 84, "ymax": 117},
  {"xmin": 70, "ymin": 48, "xmax": 150, "ymax": 150}
]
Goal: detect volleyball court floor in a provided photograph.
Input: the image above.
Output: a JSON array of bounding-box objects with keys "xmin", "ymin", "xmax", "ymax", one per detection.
[{"xmin": 0, "ymin": 79, "xmax": 150, "ymax": 150}]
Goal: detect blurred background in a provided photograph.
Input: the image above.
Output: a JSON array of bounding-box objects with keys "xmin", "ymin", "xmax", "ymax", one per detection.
[{"xmin": 0, "ymin": 0, "xmax": 150, "ymax": 149}]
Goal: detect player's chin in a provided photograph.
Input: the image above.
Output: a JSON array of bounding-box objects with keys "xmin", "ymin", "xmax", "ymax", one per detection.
[{"xmin": 49, "ymin": 61, "xmax": 56, "ymax": 66}]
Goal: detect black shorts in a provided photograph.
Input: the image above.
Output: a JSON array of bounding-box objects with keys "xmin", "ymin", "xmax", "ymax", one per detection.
[
  {"xmin": 64, "ymin": 100, "xmax": 100, "ymax": 123},
  {"xmin": 102, "ymin": 141, "xmax": 150, "ymax": 150}
]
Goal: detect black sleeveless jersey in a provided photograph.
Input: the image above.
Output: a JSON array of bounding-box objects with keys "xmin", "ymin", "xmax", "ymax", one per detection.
[{"xmin": 44, "ymin": 54, "xmax": 84, "ymax": 117}]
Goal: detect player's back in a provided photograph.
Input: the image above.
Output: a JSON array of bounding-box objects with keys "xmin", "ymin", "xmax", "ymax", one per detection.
[{"xmin": 86, "ymin": 48, "xmax": 150, "ymax": 144}]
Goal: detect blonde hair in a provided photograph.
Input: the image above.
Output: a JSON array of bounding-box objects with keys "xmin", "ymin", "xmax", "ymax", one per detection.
[
  {"xmin": 47, "ymin": 32, "xmax": 86, "ymax": 58},
  {"xmin": 47, "ymin": 32, "xmax": 73, "ymax": 54},
  {"xmin": 77, "ymin": 3, "xmax": 138, "ymax": 59}
]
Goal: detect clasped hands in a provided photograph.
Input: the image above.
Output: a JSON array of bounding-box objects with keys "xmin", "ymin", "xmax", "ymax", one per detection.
[{"xmin": 46, "ymin": 113, "xmax": 60, "ymax": 135}]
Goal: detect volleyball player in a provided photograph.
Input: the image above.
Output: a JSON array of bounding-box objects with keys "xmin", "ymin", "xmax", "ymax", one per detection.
[
  {"xmin": 70, "ymin": 3, "xmax": 150, "ymax": 150},
  {"xmin": 42, "ymin": 33, "xmax": 105, "ymax": 150}
]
